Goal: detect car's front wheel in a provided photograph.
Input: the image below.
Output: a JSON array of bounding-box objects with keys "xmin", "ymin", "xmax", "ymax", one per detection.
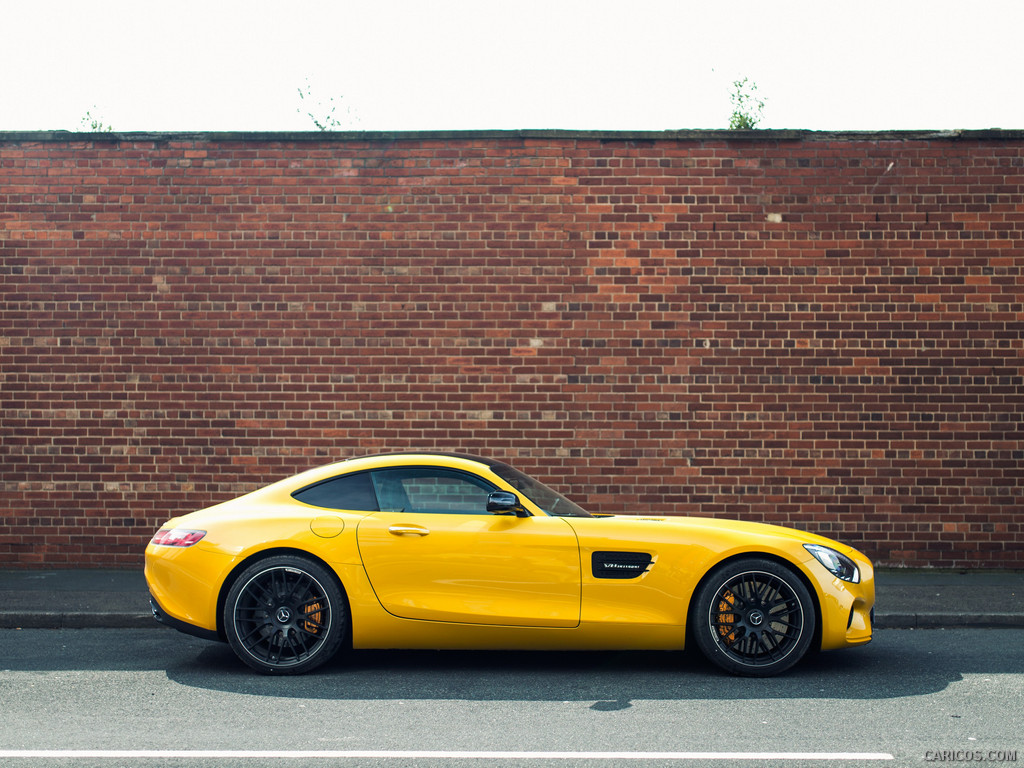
[
  {"xmin": 691, "ymin": 558, "xmax": 815, "ymax": 677},
  {"xmin": 223, "ymin": 555, "xmax": 347, "ymax": 675}
]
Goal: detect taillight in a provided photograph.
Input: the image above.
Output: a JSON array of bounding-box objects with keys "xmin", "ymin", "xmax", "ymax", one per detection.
[{"xmin": 150, "ymin": 528, "xmax": 206, "ymax": 547}]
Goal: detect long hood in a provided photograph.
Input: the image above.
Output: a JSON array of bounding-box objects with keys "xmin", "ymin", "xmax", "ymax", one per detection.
[{"xmin": 568, "ymin": 513, "xmax": 860, "ymax": 556}]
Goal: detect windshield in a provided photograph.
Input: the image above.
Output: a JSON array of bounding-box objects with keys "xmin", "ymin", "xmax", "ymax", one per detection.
[{"xmin": 490, "ymin": 465, "xmax": 593, "ymax": 518}]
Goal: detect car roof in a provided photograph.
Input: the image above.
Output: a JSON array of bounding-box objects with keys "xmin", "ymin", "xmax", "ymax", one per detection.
[
  {"xmin": 356, "ymin": 451, "xmax": 507, "ymax": 468},
  {"xmin": 274, "ymin": 452, "xmax": 513, "ymax": 492}
]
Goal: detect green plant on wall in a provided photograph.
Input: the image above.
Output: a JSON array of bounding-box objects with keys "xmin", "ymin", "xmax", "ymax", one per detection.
[
  {"xmin": 297, "ymin": 80, "xmax": 349, "ymax": 131},
  {"xmin": 80, "ymin": 108, "xmax": 114, "ymax": 132},
  {"xmin": 728, "ymin": 77, "xmax": 765, "ymax": 129}
]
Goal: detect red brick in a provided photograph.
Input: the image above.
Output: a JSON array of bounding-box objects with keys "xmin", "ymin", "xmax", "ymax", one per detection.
[{"xmin": 0, "ymin": 132, "xmax": 1022, "ymax": 569}]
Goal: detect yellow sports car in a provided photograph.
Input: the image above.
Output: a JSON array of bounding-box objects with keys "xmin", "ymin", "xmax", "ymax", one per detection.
[{"xmin": 145, "ymin": 452, "xmax": 874, "ymax": 676}]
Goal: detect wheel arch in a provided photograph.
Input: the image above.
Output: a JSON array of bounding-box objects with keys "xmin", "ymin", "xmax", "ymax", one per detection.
[
  {"xmin": 685, "ymin": 551, "xmax": 823, "ymax": 653},
  {"xmin": 215, "ymin": 547, "xmax": 351, "ymax": 643}
]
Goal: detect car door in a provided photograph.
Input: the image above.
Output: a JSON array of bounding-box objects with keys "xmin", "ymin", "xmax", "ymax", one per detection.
[{"xmin": 356, "ymin": 467, "xmax": 581, "ymax": 628}]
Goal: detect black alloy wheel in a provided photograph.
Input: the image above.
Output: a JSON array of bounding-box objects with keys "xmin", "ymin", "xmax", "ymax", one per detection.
[
  {"xmin": 692, "ymin": 558, "xmax": 815, "ymax": 676},
  {"xmin": 224, "ymin": 555, "xmax": 347, "ymax": 675}
]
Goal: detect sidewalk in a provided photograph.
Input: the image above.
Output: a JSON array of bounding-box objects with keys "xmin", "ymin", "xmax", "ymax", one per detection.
[
  {"xmin": 1, "ymin": 567, "xmax": 1022, "ymax": 631},
  {"xmin": 0, "ymin": 569, "xmax": 154, "ymax": 629}
]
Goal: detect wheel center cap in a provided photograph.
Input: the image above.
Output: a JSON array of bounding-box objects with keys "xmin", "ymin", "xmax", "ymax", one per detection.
[
  {"xmin": 748, "ymin": 609, "xmax": 765, "ymax": 626},
  {"xmin": 276, "ymin": 607, "xmax": 292, "ymax": 624}
]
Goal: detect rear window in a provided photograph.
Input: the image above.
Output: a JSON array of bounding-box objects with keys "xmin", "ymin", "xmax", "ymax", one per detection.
[{"xmin": 292, "ymin": 472, "xmax": 378, "ymax": 511}]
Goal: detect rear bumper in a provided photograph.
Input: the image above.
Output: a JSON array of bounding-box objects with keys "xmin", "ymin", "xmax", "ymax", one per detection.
[
  {"xmin": 149, "ymin": 593, "xmax": 221, "ymax": 642},
  {"xmin": 144, "ymin": 542, "xmax": 231, "ymax": 635}
]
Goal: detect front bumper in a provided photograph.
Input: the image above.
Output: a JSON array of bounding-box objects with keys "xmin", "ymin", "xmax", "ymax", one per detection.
[{"xmin": 815, "ymin": 554, "xmax": 875, "ymax": 650}]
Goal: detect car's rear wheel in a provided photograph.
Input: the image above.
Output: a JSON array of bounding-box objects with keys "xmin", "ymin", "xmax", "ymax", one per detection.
[
  {"xmin": 691, "ymin": 558, "xmax": 815, "ymax": 677},
  {"xmin": 223, "ymin": 555, "xmax": 347, "ymax": 675}
]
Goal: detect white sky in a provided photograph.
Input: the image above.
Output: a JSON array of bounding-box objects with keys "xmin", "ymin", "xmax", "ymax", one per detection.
[{"xmin": 2, "ymin": 0, "xmax": 1022, "ymax": 132}]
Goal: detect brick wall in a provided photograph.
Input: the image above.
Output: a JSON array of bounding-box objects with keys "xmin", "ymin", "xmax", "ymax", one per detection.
[{"xmin": 1, "ymin": 130, "xmax": 1022, "ymax": 568}]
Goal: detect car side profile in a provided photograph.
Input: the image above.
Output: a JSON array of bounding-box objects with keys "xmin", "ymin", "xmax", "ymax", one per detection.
[{"xmin": 145, "ymin": 453, "xmax": 874, "ymax": 676}]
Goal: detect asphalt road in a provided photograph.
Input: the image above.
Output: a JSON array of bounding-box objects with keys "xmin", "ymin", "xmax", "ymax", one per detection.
[{"xmin": 0, "ymin": 627, "xmax": 1021, "ymax": 768}]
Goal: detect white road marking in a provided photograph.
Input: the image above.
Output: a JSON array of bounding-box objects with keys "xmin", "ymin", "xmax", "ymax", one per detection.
[{"xmin": 0, "ymin": 749, "xmax": 895, "ymax": 760}]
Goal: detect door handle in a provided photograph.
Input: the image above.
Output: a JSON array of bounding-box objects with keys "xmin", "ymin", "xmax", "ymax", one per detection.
[{"xmin": 388, "ymin": 524, "xmax": 430, "ymax": 536}]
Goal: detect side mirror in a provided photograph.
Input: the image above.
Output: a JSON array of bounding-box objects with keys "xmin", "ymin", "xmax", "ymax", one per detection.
[{"xmin": 486, "ymin": 490, "xmax": 531, "ymax": 518}]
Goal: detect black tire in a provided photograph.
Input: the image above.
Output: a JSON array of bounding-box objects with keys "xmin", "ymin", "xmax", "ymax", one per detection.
[
  {"xmin": 691, "ymin": 558, "xmax": 815, "ymax": 677},
  {"xmin": 223, "ymin": 555, "xmax": 347, "ymax": 675}
]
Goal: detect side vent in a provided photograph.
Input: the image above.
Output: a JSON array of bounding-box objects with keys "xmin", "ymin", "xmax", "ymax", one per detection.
[{"xmin": 592, "ymin": 551, "xmax": 653, "ymax": 580}]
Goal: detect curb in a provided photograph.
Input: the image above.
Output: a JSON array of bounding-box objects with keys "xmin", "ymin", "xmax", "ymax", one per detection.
[
  {"xmin": 0, "ymin": 612, "xmax": 155, "ymax": 630},
  {"xmin": 873, "ymin": 613, "xmax": 1024, "ymax": 629}
]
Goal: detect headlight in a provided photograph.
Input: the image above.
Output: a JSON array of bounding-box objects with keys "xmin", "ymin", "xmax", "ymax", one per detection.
[{"xmin": 804, "ymin": 544, "xmax": 860, "ymax": 583}]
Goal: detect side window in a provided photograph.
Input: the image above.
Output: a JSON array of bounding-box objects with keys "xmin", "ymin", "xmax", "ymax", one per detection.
[
  {"xmin": 370, "ymin": 468, "xmax": 495, "ymax": 514},
  {"xmin": 292, "ymin": 472, "xmax": 379, "ymax": 511}
]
